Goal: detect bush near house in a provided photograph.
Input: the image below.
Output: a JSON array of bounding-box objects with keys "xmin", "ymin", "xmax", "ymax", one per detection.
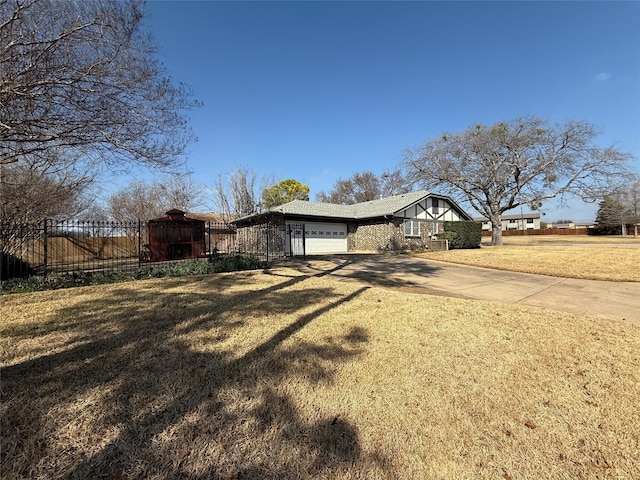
[{"xmin": 442, "ymin": 221, "xmax": 482, "ymax": 249}]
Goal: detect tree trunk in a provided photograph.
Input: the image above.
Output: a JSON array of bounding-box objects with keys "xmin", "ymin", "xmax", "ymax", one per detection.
[{"xmin": 490, "ymin": 215, "xmax": 503, "ymax": 246}]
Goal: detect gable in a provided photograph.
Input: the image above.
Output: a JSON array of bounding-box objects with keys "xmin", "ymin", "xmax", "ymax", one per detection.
[{"xmin": 394, "ymin": 196, "xmax": 472, "ymax": 222}]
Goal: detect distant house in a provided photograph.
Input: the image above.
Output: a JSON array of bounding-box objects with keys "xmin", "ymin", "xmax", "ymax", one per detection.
[
  {"xmin": 231, "ymin": 191, "xmax": 473, "ymax": 255},
  {"xmin": 474, "ymin": 212, "xmax": 541, "ymax": 231},
  {"xmin": 551, "ymin": 222, "xmax": 575, "ymax": 229}
]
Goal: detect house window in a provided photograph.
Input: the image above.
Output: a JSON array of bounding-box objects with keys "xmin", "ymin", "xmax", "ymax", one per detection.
[
  {"xmin": 432, "ymin": 198, "xmax": 440, "ymax": 214},
  {"xmin": 527, "ymin": 218, "xmax": 534, "ymax": 224},
  {"xmin": 404, "ymin": 219, "xmax": 421, "ymax": 237}
]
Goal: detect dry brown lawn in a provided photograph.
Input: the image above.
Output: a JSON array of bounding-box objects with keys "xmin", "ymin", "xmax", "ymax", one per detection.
[
  {"xmin": 500, "ymin": 234, "xmax": 640, "ymax": 245},
  {"xmin": 2, "ymin": 263, "xmax": 639, "ymax": 479},
  {"xmin": 419, "ymin": 243, "xmax": 640, "ymax": 282}
]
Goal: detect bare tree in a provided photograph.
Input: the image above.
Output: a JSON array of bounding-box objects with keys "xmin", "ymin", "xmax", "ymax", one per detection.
[
  {"xmin": 316, "ymin": 171, "xmax": 380, "ymax": 204},
  {"xmin": 107, "ymin": 174, "xmax": 205, "ymax": 223},
  {"xmin": 158, "ymin": 174, "xmax": 207, "ymax": 213},
  {"xmin": 1, "ymin": 0, "xmax": 197, "ymax": 170},
  {"xmin": 212, "ymin": 167, "xmax": 260, "ymax": 219},
  {"xmin": 107, "ymin": 181, "xmax": 165, "ymax": 224},
  {"xmin": 316, "ymin": 171, "xmax": 378, "ymax": 204},
  {"xmin": 404, "ymin": 117, "xmax": 632, "ymax": 245},
  {"xmin": 0, "ymin": 155, "xmax": 93, "ymax": 224},
  {"xmin": 380, "ymin": 168, "xmax": 411, "ymax": 197},
  {"xmin": 316, "ymin": 170, "xmax": 410, "ymax": 204},
  {"xmin": 0, "ymin": 157, "xmax": 96, "ymax": 271}
]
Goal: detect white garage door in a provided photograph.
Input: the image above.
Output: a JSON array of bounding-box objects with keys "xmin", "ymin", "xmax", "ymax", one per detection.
[
  {"xmin": 304, "ymin": 222, "xmax": 348, "ymax": 254},
  {"xmin": 286, "ymin": 222, "xmax": 348, "ymax": 254}
]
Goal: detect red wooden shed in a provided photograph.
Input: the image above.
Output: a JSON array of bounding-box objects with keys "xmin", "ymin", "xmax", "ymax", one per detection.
[{"xmin": 146, "ymin": 209, "xmax": 207, "ymax": 262}]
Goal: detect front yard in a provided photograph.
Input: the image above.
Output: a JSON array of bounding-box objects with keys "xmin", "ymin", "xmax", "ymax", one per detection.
[
  {"xmin": 419, "ymin": 242, "xmax": 640, "ymax": 282},
  {"xmin": 2, "ymin": 261, "xmax": 639, "ymax": 479}
]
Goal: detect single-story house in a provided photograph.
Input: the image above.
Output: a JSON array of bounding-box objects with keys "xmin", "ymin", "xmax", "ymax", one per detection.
[
  {"xmin": 231, "ymin": 190, "xmax": 473, "ymax": 255},
  {"xmin": 474, "ymin": 212, "xmax": 541, "ymax": 231}
]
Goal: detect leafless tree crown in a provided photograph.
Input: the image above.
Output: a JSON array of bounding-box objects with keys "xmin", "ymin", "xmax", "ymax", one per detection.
[
  {"xmin": 1, "ymin": 0, "xmax": 197, "ymax": 169},
  {"xmin": 404, "ymin": 117, "xmax": 632, "ymax": 245},
  {"xmin": 212, "ymin": 167, "xmax": 260, "ymax": 219},
  {"xmin": 107, "ymin": 175, "xmax": 206, "ymax": 223},
  {"xmin": 1, "ymin": 160, "xmax": 92, "ymax": 224},
  {"xmin": 316, "ymin": 170, "xmax": 408, "ymax": 204}
]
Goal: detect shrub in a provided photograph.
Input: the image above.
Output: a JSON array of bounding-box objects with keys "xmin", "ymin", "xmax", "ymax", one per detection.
[
  {"xmin": 588, "ymin": 224, "xmax": 631, "ymax": 236},
  {"xmin": 0, "ymin": 256, "xmax": 268, "ymax": 294},
  {"xmin": 434, "ymin": 231, "xmax": 457, "ymax": 249},
  {"xmin": 442, "ymin": 221, "xmax": 482, "ymax": 249}
]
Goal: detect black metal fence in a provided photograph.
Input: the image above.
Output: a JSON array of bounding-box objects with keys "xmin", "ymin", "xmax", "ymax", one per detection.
[
  {"xmin": 1, "ymin": 219, "xmax": 142, "ymax": 279},
  {"xmin": 0, "ymin": 219, "xmax": 218, "ymax": 280},
  {"xmin": 0, "ymin": 219, "xmax": 311, "ymax": 281},
  {"xmin": 235, "ymin": 223, "xmax": 305, "ymax": 259}
]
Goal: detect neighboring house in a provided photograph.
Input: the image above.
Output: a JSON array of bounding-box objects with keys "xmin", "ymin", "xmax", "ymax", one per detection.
[
  {"xmin": 231, "ymin": 191, "xmax": 473, "ymax": 255},
  {"xmin": 474, "ymin": 212, "xmax": 541, "ymax": 232}
]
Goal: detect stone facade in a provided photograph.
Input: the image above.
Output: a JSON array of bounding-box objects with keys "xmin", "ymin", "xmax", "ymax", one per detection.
[
  {"xmin": 236, "ymin": 216, "xmax": 448, "ymax": 255},
  {"xmin": 348, "ymin": 222, "xmax": 390, "ymax": 251},
  {"xmin": 348, "ymin": 219, "xmax": 440, "ymax": 252}
]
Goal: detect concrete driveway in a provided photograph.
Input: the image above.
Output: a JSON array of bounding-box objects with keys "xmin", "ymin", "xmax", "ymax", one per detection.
[{"xmin": 294, "ymin": 254, "xmax": 640, "ymax": 327}]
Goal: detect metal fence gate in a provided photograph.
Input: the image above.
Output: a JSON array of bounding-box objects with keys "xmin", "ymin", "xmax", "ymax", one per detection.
[{"xmin": 234, "ymin": 223, "xmax": 305, "ymax": 260}]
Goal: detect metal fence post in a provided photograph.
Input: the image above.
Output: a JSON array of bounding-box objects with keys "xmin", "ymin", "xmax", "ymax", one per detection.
[
  {"xmin": 138, "ymin": 219, "xmax": 142, "ymax": 269},
  {"xmin": 302, "ymin": 223, "xmax": 306, "ymax": 258},
  {"xmin": 43, "ymin": 219, "xmax": 48, "ymax": 278}
]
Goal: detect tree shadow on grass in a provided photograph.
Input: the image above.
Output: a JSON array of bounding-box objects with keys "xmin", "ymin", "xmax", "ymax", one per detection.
[
  {"xmin": 1, "ymin": 263, "xmax": 396, "ymax": 479},
  {"xmin": 284, "ymin": 254, "xmax": 442, "ymax": 291}
]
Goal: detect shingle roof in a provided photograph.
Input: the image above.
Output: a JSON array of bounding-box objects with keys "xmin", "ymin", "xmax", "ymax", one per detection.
[
  {"xmin": 262, "ymin": 190, "xmax": 433, "ymax": 220},
  {"xmin": 270, "ymin": 200, "xmax": 355, "ymax": 218},
  {"xmin": 271, "ymin": 191, "xmax": 429, "ymax": 220},
  {"xmin": 232, "ymin": 190, "xmax": 472, "ymax": 225},
  {"xmin": 350, "ymin": 190, "xmax": 431, "ymax": 219}
]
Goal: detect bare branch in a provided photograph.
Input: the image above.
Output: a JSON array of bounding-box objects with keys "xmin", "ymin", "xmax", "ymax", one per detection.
[{"xmin": 1, "ymin": 0, "xmax": 198, "ymax": 169}]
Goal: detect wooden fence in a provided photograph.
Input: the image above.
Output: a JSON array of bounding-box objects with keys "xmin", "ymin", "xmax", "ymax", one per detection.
[{"xmin": 482, "ymin": 227, "xmax": 590, "ymax": 237}]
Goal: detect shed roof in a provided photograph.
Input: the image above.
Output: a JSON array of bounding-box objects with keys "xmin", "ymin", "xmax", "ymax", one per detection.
[{"xmin": 149, "ymin": 209, "xmax": 205, "ymax": 223}]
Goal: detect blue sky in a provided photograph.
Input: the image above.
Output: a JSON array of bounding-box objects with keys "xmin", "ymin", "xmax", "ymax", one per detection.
[{"xmin": 133, "ymin": 0, "xmax": 640, "ymax": 222}]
